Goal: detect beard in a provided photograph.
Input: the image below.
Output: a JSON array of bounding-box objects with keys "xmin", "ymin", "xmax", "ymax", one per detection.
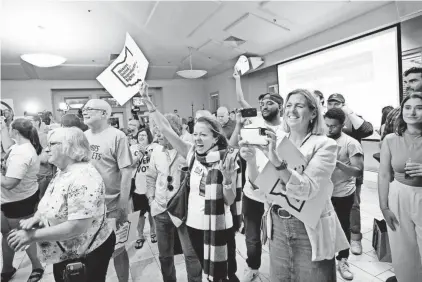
[
  {"xmin": 262, "ymin": 109, "xmax": 279, "ymax": 122},
  {"xmin": 328, "ymin": 132, "xmax": 341, "ymax": 139}
]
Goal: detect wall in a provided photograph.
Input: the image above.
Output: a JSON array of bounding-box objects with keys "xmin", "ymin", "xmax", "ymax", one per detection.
[
  {"xmin": 401, "ymin": 14, "xmax": 422, "ymax": 51},
  {"xmin": 203, "ymin": 65, "xmax": 278, "ymax": 110},
  {"xmin": 1, "ymin": 79, "xmax": 207, "ymax": 120}
]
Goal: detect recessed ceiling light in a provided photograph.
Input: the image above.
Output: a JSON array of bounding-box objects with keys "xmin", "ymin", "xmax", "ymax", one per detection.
[{"xmin": 21, "ymin": 53, "xmax": 66, "ymax": 68}]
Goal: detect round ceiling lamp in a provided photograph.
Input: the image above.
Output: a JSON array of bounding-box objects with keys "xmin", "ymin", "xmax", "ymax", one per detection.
[
  {"xmin": 177, "ymin": 47, "xmax": 207, "ymax": 79},
  {"xmin": 21, "ymin": 53, "xmax": 66, "ymax": 68}
]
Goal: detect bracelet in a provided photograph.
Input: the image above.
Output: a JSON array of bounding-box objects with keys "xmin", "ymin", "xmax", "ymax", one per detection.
[
  {"xmin": 380, "ymin": 207, "xmax": 389, "ymax": 211},
  {"xmin": 149, "ymin": 109, "xmax": 157, "ymax": 113},
  {"xmin": 223, "ymin": 183, "xmax": 232, "ymax": 188}
]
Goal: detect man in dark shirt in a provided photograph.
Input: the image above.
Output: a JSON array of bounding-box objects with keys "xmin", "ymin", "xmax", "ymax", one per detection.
[
  {"xmin": 327, "ymin": 93, "xmax": 373, "ymax": 255},
  {"xmin": 217, "ymin": 106, "xmax": 237, "ymax": 139}
]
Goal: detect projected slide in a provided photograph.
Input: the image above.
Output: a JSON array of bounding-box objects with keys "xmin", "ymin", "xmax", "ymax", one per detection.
[{"xmin": 278, "ymin": 27, "xmax": 400, "ymax": 130}]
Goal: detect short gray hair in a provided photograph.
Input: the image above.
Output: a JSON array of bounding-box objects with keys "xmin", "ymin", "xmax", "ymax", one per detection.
[{"xmin": 48, "ymin": 127, "xmax": 91, "ymax": 162}]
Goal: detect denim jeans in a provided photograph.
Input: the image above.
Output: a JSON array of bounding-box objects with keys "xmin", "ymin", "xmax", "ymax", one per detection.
[
  {"xmin": 350, "ymin": 182, "xmax": 362, "ymax": 241},
  {"xmin": 154, "ymin": 211, "xmax": 202, "ymax": 282},
  {"xmin": 331, "ymin": 192, "xmax": 355, "ymax": 260},
  {"xmin": 242, "ymin": 195, "xmax": 264, "ymax": 270},
  {"xmin": 269, "ymin": 210, "xmax": 336, "ymax": 282}
]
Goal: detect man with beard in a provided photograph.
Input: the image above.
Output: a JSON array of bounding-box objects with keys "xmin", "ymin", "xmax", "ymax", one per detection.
[
  {"xmin": 232, "ymin": 69, "xmax": 285, "ymax": 282},
  {"xmin": 326, "ymin": 93, "xmax": 373, "ymax": 255},
  {"xmin": 325, "ymin": 108, "xmax": 364, "ymax": 281}
]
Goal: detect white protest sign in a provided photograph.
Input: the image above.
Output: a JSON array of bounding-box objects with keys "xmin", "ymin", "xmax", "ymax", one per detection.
[
  {"xmin": 97, "ymin": 33, "xmax": 149, "ymax": 105},
  {"xmin": 108, "ymin": 211, "xmax": 140, "ymax": 250},
  {"xmin": 235, "ymin": 55, "xmax": 249, "ymax": 75},
  {"xmin": 254, "ymin": 136, "xmax": 329, "ymax": 228}
]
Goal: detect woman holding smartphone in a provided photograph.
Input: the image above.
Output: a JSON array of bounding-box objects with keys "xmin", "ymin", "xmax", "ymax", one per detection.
[{"xmin": 239, "ymin": 89, "xmax": 348, "ymax": 281}]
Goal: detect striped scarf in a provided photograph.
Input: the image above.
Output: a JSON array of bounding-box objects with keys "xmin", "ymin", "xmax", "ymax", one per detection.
[{"xmin": 194, "ymin": 147, "xmax": 242, "ymax": 281}]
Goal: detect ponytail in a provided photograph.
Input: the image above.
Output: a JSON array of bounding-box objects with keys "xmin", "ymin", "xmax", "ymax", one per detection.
[
  {"xmin": 11, "ymin": 118, "xmax": 43, "ymax": 155},
  {"xmin": 29, "ymin": 127, "xmax": 43, "ymax": 155}
]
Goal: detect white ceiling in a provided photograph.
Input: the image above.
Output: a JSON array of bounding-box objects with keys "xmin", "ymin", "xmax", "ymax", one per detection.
[{"xmin": 1, "ymin": 0, "xmax": 391, "ymax": 80}]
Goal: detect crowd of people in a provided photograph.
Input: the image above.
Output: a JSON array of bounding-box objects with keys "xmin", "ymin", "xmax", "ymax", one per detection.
[{"xmin": 0, "ymin": 66, "xmax": 421, "ymax": 282}]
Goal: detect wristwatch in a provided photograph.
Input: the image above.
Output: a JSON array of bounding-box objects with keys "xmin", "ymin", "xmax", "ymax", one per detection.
[{"xmin": 275, "ymin": 160, "xmax": 288, "ymax": 171}]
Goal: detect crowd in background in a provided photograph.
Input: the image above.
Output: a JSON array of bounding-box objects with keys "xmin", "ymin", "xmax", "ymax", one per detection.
[{"xmin": 0, "ymin": 66, "xmax": 421, "ymax": 282}]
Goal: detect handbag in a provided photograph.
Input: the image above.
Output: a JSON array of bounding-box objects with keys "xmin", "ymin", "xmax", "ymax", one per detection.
[
  {"xmin": 56, "ymin": 210, "xmax": 106, "ymax": 282},
  {"xmin": 166, "ymin": 154, "xmax": 196, "ymax": 227},
  {"xmin": 372, "ymin": 218, "xmax": 392, "ymax": 263}
]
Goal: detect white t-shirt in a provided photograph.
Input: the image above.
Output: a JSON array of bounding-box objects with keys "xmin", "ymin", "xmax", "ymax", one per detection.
[
  {"xmin": 133, "ymin": 143, "xmax": 158, "ymax": 195},
  {"xmin": 331, "ymin": 133, "xmax": 363, "ymax": 197},
  {"xmin": 2, "ymin": 143, "xmax": 40, "ymax": 203},
  {"xmin": 186, "ymin": 152, "xmax": 233, "ymax": 230},
  {"xmin": 242, "ymin": 118, "xmax": 286, "ymax": 203}
]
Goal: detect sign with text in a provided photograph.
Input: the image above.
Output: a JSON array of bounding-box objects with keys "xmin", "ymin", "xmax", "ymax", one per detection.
[
  {"xmin": 108, "ymin": 211, "xmax": 140, "ymax": 250},
  {"xmin": 97, "ymin": 33, "xmax": 149, "ymax": 105},
  {"xmin": 254, "ymin": 136, "xmax": 329, "ymax": 228}
]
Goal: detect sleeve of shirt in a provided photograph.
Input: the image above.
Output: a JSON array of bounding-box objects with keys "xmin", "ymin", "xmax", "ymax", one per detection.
[
  {"xmin": 116, "ymin": 135, "xmax": 134, "ymax": 169},
  {"xmin": 354, "ymin": 119, "xmax": 374, "ymax": 139},
  {"xmin": 348, "ymin": 139, "xmax": 364, "ymax": 159},
  {"xmin": 67, "ymin": 176, "xmax": 104, "ymax": 220},
  {"xmin": 146, "ymin": 150, "xmax": 158, "ymax": 199},
  {"xmin": 283, "ymin": 138, "xmax": 337, "ymax": 201},
  {"xmin": 5, "ymin": 148, "xmax": 32, "ymax": 180}
]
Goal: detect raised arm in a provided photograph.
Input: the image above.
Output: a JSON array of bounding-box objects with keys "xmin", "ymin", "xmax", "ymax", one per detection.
[
  {"xmin": 140, "ymin": 83, "xmax": 191, "ymax": 159},
  {"xmin": 233, "ymin": 70, "xmax": 252, "ymax": 109}
]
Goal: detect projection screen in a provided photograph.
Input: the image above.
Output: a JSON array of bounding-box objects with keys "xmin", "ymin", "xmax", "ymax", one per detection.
[{"xmin": 277, "ymin": 26, "xmax": 401, "ymax": 130}]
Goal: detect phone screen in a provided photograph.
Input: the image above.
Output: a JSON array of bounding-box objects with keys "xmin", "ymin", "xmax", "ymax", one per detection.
[{"xmin": 240, "ymin": 128, "xmax": 268, "ymax": 145}]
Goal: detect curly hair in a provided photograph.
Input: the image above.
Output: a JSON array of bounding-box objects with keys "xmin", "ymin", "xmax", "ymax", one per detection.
[
  {"xmin": 47, "ymin": 127, "xmax": 91, "ymax": 162},
  {"xmin": 324, "ymin": 108, "xmax": 346, "ymax": 124},
  {"xmin": 395, "ymin": 92, "xmax": 422, "ymax": 136}
]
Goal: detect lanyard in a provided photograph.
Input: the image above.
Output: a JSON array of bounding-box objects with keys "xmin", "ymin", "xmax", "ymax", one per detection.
[{"xmin": 287, "ymin": 132, "xmax": 313, "ymax": 148}]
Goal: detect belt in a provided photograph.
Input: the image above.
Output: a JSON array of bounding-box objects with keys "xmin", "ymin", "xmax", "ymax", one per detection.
[{"xmin": 272, "ymin": 204, "xmax": 292, "ymax": 219}]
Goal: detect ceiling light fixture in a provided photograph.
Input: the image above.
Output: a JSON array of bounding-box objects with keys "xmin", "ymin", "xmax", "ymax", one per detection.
[
  {"xmin": 177, "ymin": 47, "xmax": 207, "ymax": 79},
  {"xmin": 21, "ymin": 53, "xmax": 66, "ymax": 68}
]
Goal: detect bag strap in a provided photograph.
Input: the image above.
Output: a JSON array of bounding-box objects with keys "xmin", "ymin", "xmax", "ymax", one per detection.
[
  {"xmin": 188, "ymin": 152, "xmax": 196, "ymax": 172},
  {"xmin": 55, "ymin": 205, "xmax": 106, "ymax": 255}
]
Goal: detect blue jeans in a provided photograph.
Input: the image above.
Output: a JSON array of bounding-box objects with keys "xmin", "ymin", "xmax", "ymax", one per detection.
[
  {"xmin": 242, "ymin": 195, "xmax": 264, "ymax": 270},
  {"xmin": 154, "ymin": 211, "xmax": 202, "ymax": 282},
  {"xmin": 269, "ymin": 210, "xmax": 336, "ymax": 282}
]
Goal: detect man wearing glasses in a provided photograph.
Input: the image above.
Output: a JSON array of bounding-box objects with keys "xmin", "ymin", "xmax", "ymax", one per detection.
[{"xmin": 82, "ymin": 99, "xmax": 133, "ymax": 282}]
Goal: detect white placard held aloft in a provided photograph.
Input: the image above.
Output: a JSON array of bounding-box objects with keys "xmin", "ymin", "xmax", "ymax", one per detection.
[{"xmin": 97, "ymin": 33, "xmax": 149, "ymax": 106}]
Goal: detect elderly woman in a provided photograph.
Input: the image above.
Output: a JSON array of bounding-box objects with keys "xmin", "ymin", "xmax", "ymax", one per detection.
[
  {"xmin": 378, "ymin": 92, "xmax": 422, "ymax": 282},
  {"xmin": 240, "ymin": 89, "xmax": 348, "ymax": 281},
  {"xmin": 140, "ymin": 83, "xmax": 242, "ymax": 282},
  {"xmin": 1, "ymin": 119, "xmax": 44, "ymax": 282},
  {"xmin": 7, "ymin": 127, "xmax": 116, "ymax": 282}
]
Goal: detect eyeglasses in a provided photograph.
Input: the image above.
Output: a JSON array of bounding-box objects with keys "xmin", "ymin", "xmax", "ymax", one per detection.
[
  {"xmin": 167, "ymin": 175, "xmax": 174, "ymax": 191},
  {"xmin": 47, "ymin": 142, "xmax": 62, "ymax": 149},
  {"xmin": 82, "ymin": 107, "xmax": 106, "ymax": 113}
]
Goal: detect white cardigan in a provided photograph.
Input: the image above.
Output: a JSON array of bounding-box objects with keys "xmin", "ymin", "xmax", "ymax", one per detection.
[{"xmin": 265, "ymin": 134, "xmax": 349, "ymax": 261}]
